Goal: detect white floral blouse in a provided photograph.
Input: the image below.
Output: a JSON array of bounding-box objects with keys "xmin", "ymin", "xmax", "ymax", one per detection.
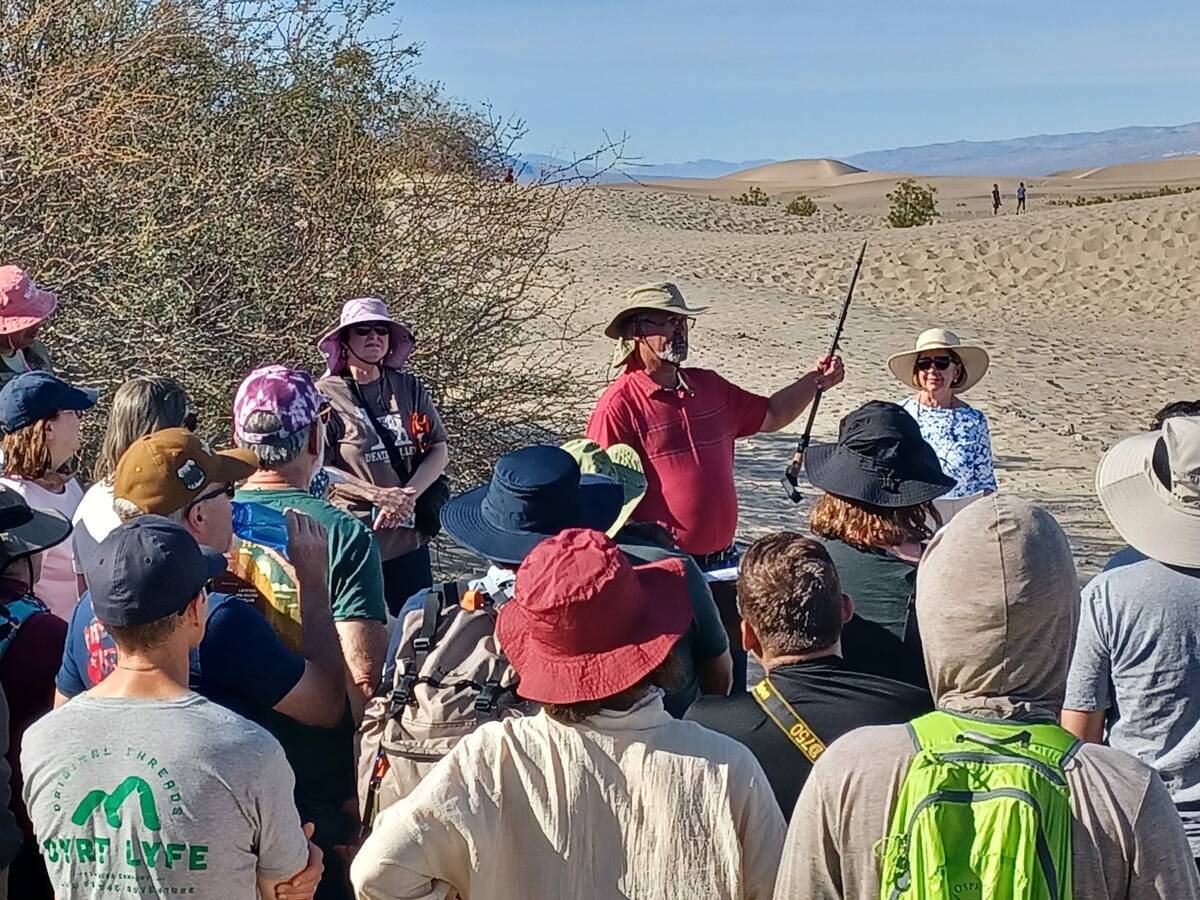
[{"xmin": 900, "ymin": 396, "xmax": 998, "ymax": 499}]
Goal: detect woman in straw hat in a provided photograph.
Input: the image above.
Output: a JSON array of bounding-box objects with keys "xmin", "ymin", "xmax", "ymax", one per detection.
[
  {"xmin": 316, "ymin": 297, "xmax": 449, "ymax": 616},
  {"xmin": 888, "ymin": 327, "xmax": 996, "ymax": 521}
]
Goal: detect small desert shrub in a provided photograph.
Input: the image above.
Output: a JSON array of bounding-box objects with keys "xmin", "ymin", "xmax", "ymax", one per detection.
[
  {"xmin": 887, "ymin": 179, "xmax": 939, "ymax": 228},
  {"xmin": 1048, "ymin": 184, "xmax": 1200, "ymax": 207},
  {"xmin": 732, "ymin": 186, "xmax": 769, "ymax": 207},
  {"xmin": 785, "ymin": 195, "xmax": 818, "ymax": 217}
]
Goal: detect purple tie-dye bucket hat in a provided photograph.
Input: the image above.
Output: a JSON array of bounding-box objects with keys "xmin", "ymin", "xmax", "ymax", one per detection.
[
  {"xmin": 316, "ymin": 297, "xmax": 415, "ymax": 375},
  {"xmin": 233, "ymin": 365, "xmax": 329, "ymax": 446}
]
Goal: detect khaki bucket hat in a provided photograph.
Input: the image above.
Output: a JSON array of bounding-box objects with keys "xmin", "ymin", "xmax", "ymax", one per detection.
[
  {"xmin": 1097, "ymin": 416, "xmax": 1200, "ymax": 568},
  {"xmin": 560, "ymin": 439, "xmax": 647, "ymax": 536},
  {"xmin": 887, "ymin": 328, "xmax": 990, "ymax": 393},
  {"xmin": 603, "ymin": 282, "xmax": 707, "ymax": 339}
]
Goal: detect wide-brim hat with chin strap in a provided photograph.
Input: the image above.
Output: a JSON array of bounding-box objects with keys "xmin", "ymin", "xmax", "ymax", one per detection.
[
  {"xmin": 887, "ymin": 328, "xmax": 991, "ymax": 394},
  {"xmin": 1097, "ymin": 416, "xmax": 1200, "ymax": 568},
  {"xmin": 0, "ymin": 487, "xmax": 72, "ymax": 570},
  {"xmin": 604, "ymin": 282, "xmax": 707, "ymax": 341},
  {"xmin": 317, "ymin": 297, "xmax": 416, "ymax": 375}
]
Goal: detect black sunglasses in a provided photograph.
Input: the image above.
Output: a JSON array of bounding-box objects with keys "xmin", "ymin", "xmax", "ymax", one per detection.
[
  {"xmin": 187, "ymin": 482, "xmax": 236, "ymax": 510},
  {"xmin": 351, "ymin": 325, "xmax": 391, "ymax": 338},
  {"xmin": 915, "ymin": 355, "xmax": 954, "ymax": 371}
]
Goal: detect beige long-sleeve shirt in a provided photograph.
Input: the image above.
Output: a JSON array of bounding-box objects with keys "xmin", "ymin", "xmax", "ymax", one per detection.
[
  {"xmin": 774, "ymin": 724, "xmax": 1200, "ymax": 900},
  {"xmin": 351, "ymin": 692, "xmax": 785, "ymax": 899}
]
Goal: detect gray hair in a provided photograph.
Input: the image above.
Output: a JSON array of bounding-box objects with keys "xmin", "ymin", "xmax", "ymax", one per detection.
[
  {"xmin": 234, "ymin": 411, "xmax": 311, "ymax": 468},
  {"xmin": 113, "ymin": 497, "xmax": 190, "ymax": 525}
]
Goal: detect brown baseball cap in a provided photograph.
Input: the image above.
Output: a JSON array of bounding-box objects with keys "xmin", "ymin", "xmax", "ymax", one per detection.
[{"xmin": 114, "ymin": 428, "xmax": 258, "ymax": 516}]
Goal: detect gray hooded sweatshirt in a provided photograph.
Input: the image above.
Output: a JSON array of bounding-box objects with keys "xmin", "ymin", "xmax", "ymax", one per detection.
[{"xmin": 774, "ymin": 495, "xmax": 1200, "ymax": 899}]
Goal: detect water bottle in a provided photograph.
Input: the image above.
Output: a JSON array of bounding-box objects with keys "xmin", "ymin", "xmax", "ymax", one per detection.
[{"xmin": 231, "ymin": 501, "xmax": 290, "ymax": 557}]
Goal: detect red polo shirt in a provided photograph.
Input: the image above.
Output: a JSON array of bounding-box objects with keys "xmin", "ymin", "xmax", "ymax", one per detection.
[{"xmin": 586, "ymin": 368, "xmax": 768, "ymax": 556}]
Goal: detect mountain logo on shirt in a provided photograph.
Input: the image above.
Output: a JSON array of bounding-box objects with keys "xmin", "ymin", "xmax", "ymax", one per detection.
[{"xmin": 71, "ymin": 776, "xmax": 161, "ymax": 830}]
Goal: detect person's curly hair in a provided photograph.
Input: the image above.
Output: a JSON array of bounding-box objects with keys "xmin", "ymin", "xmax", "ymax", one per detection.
[
  {"xmin": 1, "ymin": 419, "xmax": 54, "ymax": 480},
  {"xmin": 810, "ymin": 493, "xmax": 940, "ymax": 551}
]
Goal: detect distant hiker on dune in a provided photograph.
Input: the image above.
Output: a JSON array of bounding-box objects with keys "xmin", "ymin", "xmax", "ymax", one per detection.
[
  {"xmin": 992, "ymin": 183, "xmax": 1002, "ymax": 215},
  {"xmin": 1017, "ymin": 181, "xmax": 1027, "ymax": 213}
]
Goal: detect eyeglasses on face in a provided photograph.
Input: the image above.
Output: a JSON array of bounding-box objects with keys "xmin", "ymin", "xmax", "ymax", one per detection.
[
  {"xmin": 635, "ymin": 314, "xmax": 693, "ymax": 331},
  {"xmin": 915, "ymin": 355, "xmax": 954, "ymax": 371},
  {"xmin": 351, "ymin": 325, "xmax": 391, "ymax": 338}
]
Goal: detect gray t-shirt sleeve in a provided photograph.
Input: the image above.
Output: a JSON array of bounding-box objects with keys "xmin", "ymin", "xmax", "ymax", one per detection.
[
  {"xmin": 1130, "ymin": 769, "xmax": 1200, "ymax": 898},
  {"xmin": 1064, "ymin": 579, "xmax": 1113, "ymax": 713},
  {"xmin": 252, "ymin": 740, "xmax": 310, "ymax": 882}
]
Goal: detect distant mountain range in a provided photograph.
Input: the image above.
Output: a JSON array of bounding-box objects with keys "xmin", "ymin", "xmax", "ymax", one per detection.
[
  {"xmin": 513, "ymin": 153, "xmax": 776, "ymax": 184},
  {"xmin": 842, "ymin": 122, "xmax": 1200, "ymax": 176},
  {"xmin": 523, "ymin": 122, "xmax": 1200, "ymax": 181}
]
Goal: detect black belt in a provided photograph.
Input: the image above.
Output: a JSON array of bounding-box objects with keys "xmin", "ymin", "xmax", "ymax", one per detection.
[{"xmin": 691, "ymin": 544, "xmax": 738, "ymax": 571}]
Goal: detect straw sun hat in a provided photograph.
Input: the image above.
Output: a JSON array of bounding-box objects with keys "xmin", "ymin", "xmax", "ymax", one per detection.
[{"xmin": 887, "ymin": 328, "xmax": 990, "ymax": 394}]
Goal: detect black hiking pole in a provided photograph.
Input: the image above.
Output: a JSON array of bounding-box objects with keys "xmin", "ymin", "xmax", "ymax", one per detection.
[{"xmin": 781, "ymin": 241, "xmax": 867, "ymax": 502}]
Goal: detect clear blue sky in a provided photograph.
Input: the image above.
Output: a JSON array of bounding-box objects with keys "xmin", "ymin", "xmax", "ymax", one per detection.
[{"xmin": 387, "ymin": 1, "xmax": 1200, "ymax": 163}]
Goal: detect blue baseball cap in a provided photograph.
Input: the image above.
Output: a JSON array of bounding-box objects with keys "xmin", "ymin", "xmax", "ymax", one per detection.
[
  {"xmin": 86, "ymin": 516, "xmax": 227, "ymax": 628},
  {"xmin": 0, "ymin": 371, "xmax": 98, "ymax": 434}
]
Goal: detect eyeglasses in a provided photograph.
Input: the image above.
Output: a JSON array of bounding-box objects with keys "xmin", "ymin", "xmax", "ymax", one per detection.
[
  {"xmin": 351, "ymin": 325, "xmax": 391, "ymax": 338},
  {"xmin": 915, "ymin": 356, "xmax": 954, "ymax": 371},
  {"xmin": 634, "ymin": 314, "xmax": 693, "ymax": 331},
  {"xmin": 187, "ymin": 482, "xmax": 235, "ymax": 511}
]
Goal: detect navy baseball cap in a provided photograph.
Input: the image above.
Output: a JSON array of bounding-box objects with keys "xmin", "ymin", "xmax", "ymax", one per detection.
[
  {"xmin": 86, "ymin": 516, "xmax": 227, "ymax": 628},
  {"xmin": 0, "ymin": 371, "xmax": 98, "ymax": 434}
]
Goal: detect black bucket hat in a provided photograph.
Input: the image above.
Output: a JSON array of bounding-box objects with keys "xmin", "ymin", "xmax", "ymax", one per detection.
[{"xmin": 805, "ymin": 400, "xmax": 956, "ymax": 507}]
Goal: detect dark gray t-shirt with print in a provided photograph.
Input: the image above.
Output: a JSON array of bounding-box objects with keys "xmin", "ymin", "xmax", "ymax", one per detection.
[{"xmin": 21, "ymin": 692, "xmax": 308, "ymax": 899}]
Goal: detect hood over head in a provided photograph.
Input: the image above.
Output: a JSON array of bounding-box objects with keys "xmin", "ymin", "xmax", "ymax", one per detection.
[{"xmin": 916, "ymin": 494, "xmax": 1077, "ymax": 722}]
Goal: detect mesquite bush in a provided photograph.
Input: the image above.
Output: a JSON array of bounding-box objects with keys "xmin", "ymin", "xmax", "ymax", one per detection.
[{"xmin": 1, "ymin": 0, "xmax": 619, "ymax": 487}]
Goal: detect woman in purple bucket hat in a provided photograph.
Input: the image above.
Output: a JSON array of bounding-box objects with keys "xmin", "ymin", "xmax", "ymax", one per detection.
[{"xmin": 316, "ymin": 298, "xmax": 449, "ymax": 616}]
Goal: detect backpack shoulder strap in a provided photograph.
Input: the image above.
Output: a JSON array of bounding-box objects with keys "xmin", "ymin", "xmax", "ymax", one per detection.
[
  {"xmin": 0, "ymin": 596, "xmax": 48, "ymax": 662},
  {"xmin": 751, "ymin": 676, "xmax": 827, "ymax": 764}
]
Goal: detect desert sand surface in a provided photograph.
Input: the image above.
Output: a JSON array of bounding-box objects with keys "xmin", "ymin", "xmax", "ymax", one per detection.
[
  {"xmin": 555, "ymin": 156, "xmax": 1200, "ymax": 578},
  {"xmin": 616, "ymin": 154, "xmax": 1200, "ymax": 223}
]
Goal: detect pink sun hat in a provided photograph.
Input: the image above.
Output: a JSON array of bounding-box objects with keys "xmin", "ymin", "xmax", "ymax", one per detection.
[
  {"xmin": 0, "ymin": 266, "xmax": 58, "ymax": 335},
  {"xmin": 316, "ymin": 297, "xmax": 415, "ymax": 375}
]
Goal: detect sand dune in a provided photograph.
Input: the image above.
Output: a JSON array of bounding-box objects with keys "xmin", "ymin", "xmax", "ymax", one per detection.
[
  {"xmin": 1054, "ymin": 155, "xmax": 1200, "ymax": 182},
  {"xmin": 551, "ymin": 174, "xmax": 1199, "ymax": 577},
  {"xmin": 720, "ymin": 158, "xmax": 865, "ymax": 184}
]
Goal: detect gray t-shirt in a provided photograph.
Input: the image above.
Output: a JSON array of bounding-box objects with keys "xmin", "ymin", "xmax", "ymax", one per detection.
[
  {"xmin": 1065, "ymin": 557, "xmax": 1200, "ymax": 854},
  {"xmin": 21, "ymin": 692, "xmax": 309, "ymax": 898}
]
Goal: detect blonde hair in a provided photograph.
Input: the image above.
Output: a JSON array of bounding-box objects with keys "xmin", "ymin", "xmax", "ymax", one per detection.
[
  {"xmin": 2, "ymin": 420, "xmax": 53, "ymax": 479},
  {"xmin": 810, "ymin": 493, "xmax": 940, "ymax": 551},
  {"xmin": 93, "ymin": 376, "xmax": 189, "ymax": 482}
]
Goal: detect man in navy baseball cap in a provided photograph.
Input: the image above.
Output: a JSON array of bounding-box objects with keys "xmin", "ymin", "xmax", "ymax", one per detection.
[
  {"xmin": 86, "ymin": 515, "xmax": 226, "ymax": 629},
  {"xmin": 24, "ymin": 516, "xmax": 324, "ymax": 899}
]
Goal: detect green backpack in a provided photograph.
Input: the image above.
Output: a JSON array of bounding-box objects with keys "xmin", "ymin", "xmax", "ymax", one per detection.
[{"xmin": 877, "ymin": 710, "xmax": 1079, "ymax": 900}]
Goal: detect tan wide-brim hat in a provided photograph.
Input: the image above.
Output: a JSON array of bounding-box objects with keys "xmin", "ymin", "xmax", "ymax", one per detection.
[
  {"xmin": 1097, "ymin": 416, "xmax": 1200, "ymax": 568},
  {"xmin": 887, "ymin": 328, "xmax": 990, "ymax": 394},
  {"xmin": 603, "ymin": 282, "xmax": 708, "ymax": 339}
]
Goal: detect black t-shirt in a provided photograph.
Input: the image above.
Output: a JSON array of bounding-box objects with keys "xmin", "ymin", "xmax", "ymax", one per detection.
[
  {"xmin": 820, "ymin": 539, "xmax": 928, "ymax": 688},
  {"xmin": 685, "ymin": 658, "xmax": 932, "ymax": 819}
]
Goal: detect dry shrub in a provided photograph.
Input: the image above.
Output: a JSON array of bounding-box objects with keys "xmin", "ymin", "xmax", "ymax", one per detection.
[{"xmin": 0, "ymin": 0, "xmax": 623, "ymax": 487}]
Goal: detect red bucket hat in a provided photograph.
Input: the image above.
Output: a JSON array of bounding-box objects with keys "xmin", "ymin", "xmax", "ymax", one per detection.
[
  {"xmin": 497, "ymin": 528, "xmax": 691, "ymax": 705},
  {"xmin": 0, "ymin": 266, "xmax": 57, "ymax": 335}
]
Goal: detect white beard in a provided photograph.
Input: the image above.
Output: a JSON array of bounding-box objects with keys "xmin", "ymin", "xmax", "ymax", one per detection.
[{"xmin": 654, "ymin": 336, "xmax": 688, "ymax": 365}]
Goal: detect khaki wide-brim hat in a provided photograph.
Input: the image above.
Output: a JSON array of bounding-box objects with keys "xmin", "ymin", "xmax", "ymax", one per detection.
[
  {"xmin": 560, "ymin": 439, "xmax": 647, "ymax": 536},
  {"xmin": 887, "ymin": 328, "xmax": 990, "ymax": 394},
  {"xmin": 603, "ymin": 282, "xmax": 707, "ymax": 339},
  {"xmin": 1097, "ymin": 416, "xmax": 1200, "ymax": 568}
]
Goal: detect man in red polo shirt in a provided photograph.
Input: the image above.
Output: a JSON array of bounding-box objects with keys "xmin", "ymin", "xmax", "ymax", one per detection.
[{"xmin": 586, "ymin": 282, "xmax": 844, "ymax": 691}]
